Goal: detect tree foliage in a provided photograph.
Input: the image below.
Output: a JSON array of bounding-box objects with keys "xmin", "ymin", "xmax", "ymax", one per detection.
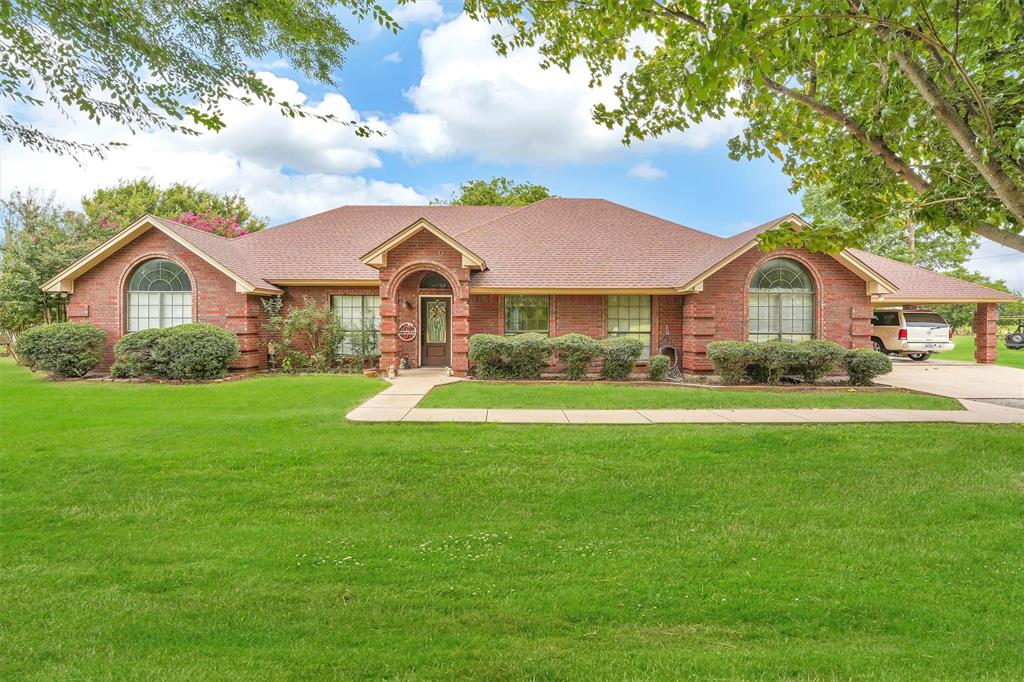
[
  {"xmin": 1, "ymin": 181, "xmax": 266, "ymax": 337},
  {"xmin": 465, "ymin": 0, "xmax": 1024, "ymax": 252},
  {"xmin": 81, "ymin": 178, "xmax": 267, "ymax": 234},
  {"xmin": 801, "ymin": 184, "xmax": 976, "ymax": 271},
  {"xmin": 0, "ymin": 191, "xmax": 105, "ymax": 335},
  {"xmin": 438, "ymin": 177, "xmax": 553, "ymax": 206},
  {"xmin": 1, "ymin": 0, "xmax": 399, "ymax": 156}
]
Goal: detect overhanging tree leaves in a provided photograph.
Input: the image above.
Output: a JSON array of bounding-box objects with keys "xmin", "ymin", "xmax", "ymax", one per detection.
[
  {"xmin": 0, "ymin": 0, "xmax": 399, "ymax": 156},
  {"xmin": 465, "ymin": 0, "xmax": 1024, "ymax": 252}
]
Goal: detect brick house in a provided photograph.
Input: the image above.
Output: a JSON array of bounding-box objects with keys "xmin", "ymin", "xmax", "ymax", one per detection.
[{"xmin": 42, "ymin": 198, "xmax": 1017, "ymax": 374}]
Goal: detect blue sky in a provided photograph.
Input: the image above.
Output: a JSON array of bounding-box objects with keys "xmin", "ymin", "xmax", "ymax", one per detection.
[{"xmin": 1, "ymin": 1, "xmax": 1021, "ymax": 287}]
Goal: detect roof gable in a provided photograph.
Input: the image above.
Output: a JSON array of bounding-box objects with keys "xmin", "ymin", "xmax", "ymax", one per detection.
[
  {"xmin": 674, "ymin": 214, "xmax": 898, "ymax": 295},
  {"xmin": 41, "ymin": 215, "xmax": 281, "ymax": 295},
  {"xmin": 359, "ymin": 218, "xmax": 487, "ymax": 270}
]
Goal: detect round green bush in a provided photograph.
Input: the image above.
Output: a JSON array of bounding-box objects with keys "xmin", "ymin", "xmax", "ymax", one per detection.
[
  {"xmin": 844, "ymin": 348, "xmax": 893, "ymax": 386},
  {"xmin": 468, "ymin": 334, "xmax": 511, "ymax": 379},
  {"xmin": 507, "ymin": 333, "xmax": 552, "ymax": 379},
  {"xmin": 112, "ymin": 324, "xmax": 239, "ymax": 380},
  {"xmin": 600, "ymin": 337, "xmax": 644, "ymax": 381},
  {"xmin": 15, "ymin": 322, "xmax": 107, "ymax": 378},
  {"xmin": 792, "ymin": 340, "xmax": 847, "ymax": 384},
  {"xmin": 468, "ymin": 333, "xmax": 553, "ymax": 379},
  {"xmin": 647, "ymin": 354, "xmax": 670, "ymax": 381},
  {"xmin": 551, "ymin": 333, "xmax": 602, "ymax": 380},
  {"xmin": 706, "ymin": 341, "xmax": 758, "ymax": 385}
]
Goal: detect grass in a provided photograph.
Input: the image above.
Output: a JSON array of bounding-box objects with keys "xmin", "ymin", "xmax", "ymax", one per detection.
[
  {"xmin": 419, "ymin": 380, "xmax": 961, "ymax": 410},
  {"xmin": 944, "ymin": 334, "xmax": 1024, "ymax": 369},
  {"xmin": 2, "ymin": 357, "xmax": 1023, "ymax": 679}
]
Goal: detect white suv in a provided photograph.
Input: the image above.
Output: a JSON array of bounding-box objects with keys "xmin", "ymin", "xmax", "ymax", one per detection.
[{"xmin": 870, "ymin": 309, "xmax": 954, "ymax": 361}]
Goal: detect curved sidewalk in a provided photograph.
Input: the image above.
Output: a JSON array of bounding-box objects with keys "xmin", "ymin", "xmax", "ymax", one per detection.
[{"xmin": 347, "ymin": 369, "xmax": 1024, "ymax": 425}]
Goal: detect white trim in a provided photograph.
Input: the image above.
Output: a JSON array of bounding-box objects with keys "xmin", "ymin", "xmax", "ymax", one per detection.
[
  {"xmin": 360, "ymin": 218, "xmax": 487, "ymax": 270},
  {"xmin": 40, "ymin": 214, "xmax": 280, "ymax": 295},
  {"xmin": 418, "ymin": 294, "xmax": 453, "ymax": 368}
]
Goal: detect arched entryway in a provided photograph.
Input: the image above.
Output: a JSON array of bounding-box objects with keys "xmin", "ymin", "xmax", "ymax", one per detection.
[{"xmin": 379, "ymin": 264, "xmax": 469, "ymax": 373}]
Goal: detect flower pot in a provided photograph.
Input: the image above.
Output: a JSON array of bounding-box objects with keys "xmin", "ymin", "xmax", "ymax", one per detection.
[{"xmin": 363, "ymin": 368, "xmax": 379, "ymax": 378}]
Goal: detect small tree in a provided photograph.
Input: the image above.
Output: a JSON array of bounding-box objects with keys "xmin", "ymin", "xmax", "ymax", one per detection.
[
  {"xmin": 345, "ymin": 311, "xmax": 380, "ymax": 370},
  {"xmin": 262, "ymin": 297, "xmax": 344, "ymax": 373}
]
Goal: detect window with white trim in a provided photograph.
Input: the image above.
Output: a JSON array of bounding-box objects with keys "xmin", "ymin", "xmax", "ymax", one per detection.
[
  {"xmin": 331, "ymin": 295, "xmax": 381, "ymax": 355},
  {"xmin": 748, "ymin": 258, "xmax": 815, "ymax": 342},
  {"xmin": 126, "ymin": 259, "xmax": 192, "ymax": 331},
  {"xmin": 504, "ymin": 295, "xmax": 549, "ymax": 335},
  {"xmin": 607, "ymin": 295, "xmax": 652, "ymax": 358}
]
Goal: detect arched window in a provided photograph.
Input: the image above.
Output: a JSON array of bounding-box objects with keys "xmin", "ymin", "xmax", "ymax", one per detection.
[
  {"xmin": 126, "ymin": 259, "xmax": 192, "ymax": 331},
  {"xmin": 419, "ymin": 271, "xmax": 451, "ymax": 289},
  {"xmin": 749, "ymin": 258, "xmax": 815, "ymax": 342}
]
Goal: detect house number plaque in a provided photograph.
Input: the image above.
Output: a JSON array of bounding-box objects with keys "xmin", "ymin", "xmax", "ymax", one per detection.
[{"xmin": 398, "ymin": 322, "xmax": 417, "ymax": 342}]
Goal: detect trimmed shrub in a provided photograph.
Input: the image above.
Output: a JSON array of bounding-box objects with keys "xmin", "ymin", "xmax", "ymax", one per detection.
[
  {"xmin": 791, "ymin": 340, "xmax": 847, "ymax": 384},
  {"xmin": 706, "ymin": 341, "xmax": 758, "ymax": 385},
  {"xmin": 551, "ymin": 333, "xmax": 602, "ymax": 380},
  {"xmin": 507, "ymin": 333, "xmax": 552, "ymax": 379},
  {"xmin": 468, "ymin": 333, "xmax": 509, "ymax": 379},
  {"xmin": 110, "ymin": 328, "xmax": 165, "ymax": 378},
  {"xmin": 112, "ymin": 323, "xmax": 240, "ymax": 380},
  {"xmin": 600, "ymin": 337, "xmax": 644, "ymax": 381},
  {"xmin": 15, "ymin": 322, "xmax": 106, "ymax": 377},
  {"xmin": 647, "ymin": 354, "xmax": 670, "ymax": 382},
  {"xmin": 468, "ymin": 333, "xmax": 553, "ymax": 379},
  {"xmin": 748, "ymin": 340, "xmax": 800, "ymax": 385},
  {"xmin": 844, "ymin": 348, "xmax": 893, "ymax": 386}
]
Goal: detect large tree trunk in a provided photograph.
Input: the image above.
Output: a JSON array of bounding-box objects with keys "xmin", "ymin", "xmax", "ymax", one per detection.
[{"xmin": 893, "ymin": 49, "xmax": 1024, "ymax": 233}]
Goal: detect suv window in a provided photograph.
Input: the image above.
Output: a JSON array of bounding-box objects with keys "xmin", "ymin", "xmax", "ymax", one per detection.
[
  {"xmin": 872, "ymin": 312, "xmax": 901, "ymax": 326},
  {"xmin": 904, "ymin": 312, "xmax": 948, "ymax": 327}
]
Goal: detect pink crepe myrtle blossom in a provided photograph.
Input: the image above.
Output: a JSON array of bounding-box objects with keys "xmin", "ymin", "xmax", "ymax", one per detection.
[{"xmin": 174, "ymin": 212, "xmax": 248, "ymax": 238}]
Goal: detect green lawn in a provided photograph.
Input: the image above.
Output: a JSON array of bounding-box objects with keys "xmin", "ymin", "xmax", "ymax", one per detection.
[
  {"xmin": 419, "ymin": 380, "xmax": 961, "ymax": 410},
  {"xmin": 2, "ymin": 358, "xmax": 1023, "ymax": 679},
  {"xmin": 944, "ymin": 334, "xmax": 1024, "ymax": 369}
]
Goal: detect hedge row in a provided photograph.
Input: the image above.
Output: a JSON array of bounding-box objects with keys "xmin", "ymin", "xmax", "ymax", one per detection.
[
  {"xmin": 468, "ymin": 333, "xmax": 663, "ymax": 381},
  {"xmin": 706, "ymin": 340, "xmax": 892, "ymax": 386},
  {"xmin": 111, "ymin": 323, "xmax": 240, "ymax": 380}
]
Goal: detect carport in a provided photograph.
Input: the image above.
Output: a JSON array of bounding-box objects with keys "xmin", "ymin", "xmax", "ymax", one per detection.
[{"xmin": 852, "ymin": 249, "xmax": 1019, "ymax": 364}]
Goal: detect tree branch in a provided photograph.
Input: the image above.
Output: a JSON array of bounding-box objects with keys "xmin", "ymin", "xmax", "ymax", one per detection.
[
  {"xmin": 763, "ymin": 77, "xmax": 932, "ymax": 194},
  {"xmin": 973, "ymin": 221, "xmax": 1024, "ymax": 252},
  {"xmin": 892, "ymin": 49, "xmax": 1024, "ymax": 228}
]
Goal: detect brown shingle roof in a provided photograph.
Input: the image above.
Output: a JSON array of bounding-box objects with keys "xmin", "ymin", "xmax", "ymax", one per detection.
[
  {"xmin": 148, "ymin": 216, "xmax": 280, "ymax": 292},
  {"xmin": 238, "ymin": 205, "xmax": 520, "ymax": 281},
  {"xmin": 848, "ymin": 248, "xmax": 1019, "ymax": 302},
  {"xmin": 132, "ymin": 201, "xmax": 1022, "ymax": 303}
]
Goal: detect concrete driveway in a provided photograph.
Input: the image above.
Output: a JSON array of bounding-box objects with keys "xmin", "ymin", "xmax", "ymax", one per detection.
[{"xmin": 878, "ymin": 358, "xmax": 1024, "ymax": 403}]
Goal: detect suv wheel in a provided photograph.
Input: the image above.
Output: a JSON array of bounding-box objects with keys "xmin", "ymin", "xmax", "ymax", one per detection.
[
  {"xmin": 908, "ymin": 353, "xmax": 930, "ymax": 361},
  {"xmin": 872, "ymin": 339, "xmax": 887, "ymax": 354}
]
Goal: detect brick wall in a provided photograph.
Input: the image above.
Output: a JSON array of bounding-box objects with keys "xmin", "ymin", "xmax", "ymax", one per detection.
[
  {"xmin": 66, "ymin": 227, "xmax": 268, "ymax": 371},
  {"xmin": 377, "ymin": 230, "xmax": 471, "ymax": 374},
  {"xmin": 681, "ymin": 248, "xmax": 873, "ymax": 373}
]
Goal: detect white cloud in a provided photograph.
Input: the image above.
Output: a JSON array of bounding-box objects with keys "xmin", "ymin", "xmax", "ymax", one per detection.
[
  {"xmin": 967, "ymin": 239, "xmax": 1024, "ymax": 293},
  {"xmin": 0, "ymin": 73, "xmax": 424, "ymax": 224},
  {"xmin": 382, "ymin": 51, "xmax": 402, "ymax": 64},
  {"xmin": 391, "ymin": 0, "xmax": 444, "ymax": 25},
  {"xmin": 628, "ymin": 162, "xmax": 666, "ymax": 181},
  {"xmin": 394, "ymin": 14, "xmax": 743, "ymax": 164}
]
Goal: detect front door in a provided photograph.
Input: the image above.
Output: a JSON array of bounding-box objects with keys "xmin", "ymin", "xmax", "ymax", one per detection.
[{"xmin": 420, "ymin": 298, "xmax": 451, "ymax": 367}]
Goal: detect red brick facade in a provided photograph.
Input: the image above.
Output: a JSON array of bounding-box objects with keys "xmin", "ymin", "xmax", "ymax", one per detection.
[
  {"xmin": 974, "ymin": 303, "xmax": 999, "ymax": 364},
  {"xmin": 65, "ymin": 229, "xmax": 1001, "ymax": 376},
  {"xmin": 679, "ymin": 248, "xmax": 874, "ymax": 372},
  {"xmin": 66, "ymin": 228, "xmax": 268, "ymax": 371}
]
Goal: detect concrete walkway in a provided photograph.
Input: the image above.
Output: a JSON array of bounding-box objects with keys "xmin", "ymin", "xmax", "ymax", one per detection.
[
  {"xmin": 347, "ymin": 369, "xmax": 1024, "ymax": 425},
  {"xmin": 877, "ymin": 358, "xmax": 1024, "ymax": 401}
]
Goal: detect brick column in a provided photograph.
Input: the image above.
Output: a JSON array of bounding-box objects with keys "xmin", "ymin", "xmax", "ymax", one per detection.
[
  {"xmin": 378, "ymin": 273, "xmax": 398, "ymax": 373},
  {"xmin": 451, "ymin": 268, "xmax": 471, "ymax": 376},
  {"xmin": 975, "ymin": 303, "xmax": 998, "ymax": 364},
  {"xmin": 680, "ymin": 296, "xmax": 716, "ymax": 374}
]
